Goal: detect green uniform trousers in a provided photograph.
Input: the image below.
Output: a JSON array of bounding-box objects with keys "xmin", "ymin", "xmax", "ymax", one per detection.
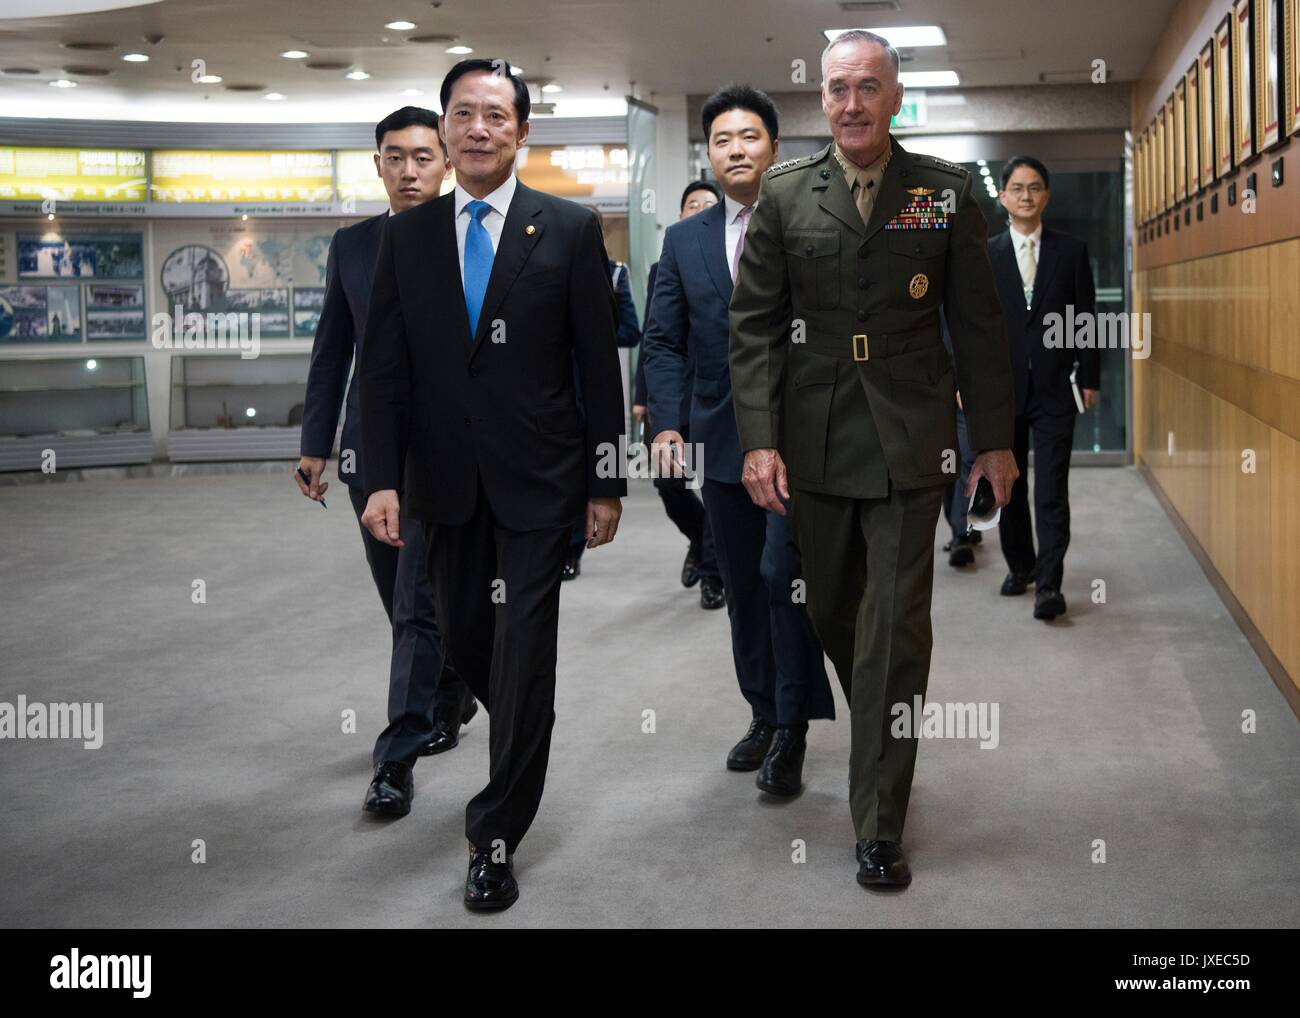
[{"xmin": 791, "ymin": 482, "xmax": 944, "ymax": 843}]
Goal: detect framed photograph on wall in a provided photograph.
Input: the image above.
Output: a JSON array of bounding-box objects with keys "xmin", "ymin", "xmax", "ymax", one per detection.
[
  {"xmin": 1186, "ymin": 63, "xmax": 1202, "ymax": 194},
  {"xmin": 1175, "ymin": 77, "xmax": 1188, "ymax": 201},
  {"xmin": 1199, "ymin": 42, "xmax": 1216, "ymax": 187},
  {"xmin": 1287, "ymin": 0, "xmax": 1300, "ymax": 136},
  {"xmin": 1233, "ymin": 0, "xmax": 1256, "ymax": 162},
  {"xmin": 1158, "ymin": 102, "xmax": 1169, "ymax": 211},
  {"xmin": 1165, "ymin": 95, "xmax": 1178, "ymax": 207},
  {"xmin": 1255, "ymin": 0, "xmax": 1283, "ymax": 149},
  {"xmin": 1216, "ymin": 15, "xmax": 1237, "ymax": 174},
  {"xmin": 1136, "ymin": 130, "xmax": 1147, "ymax": 223}
]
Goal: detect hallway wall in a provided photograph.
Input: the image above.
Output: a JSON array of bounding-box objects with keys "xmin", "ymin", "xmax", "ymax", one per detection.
[{"xmin": 1132, "ymin": 0, "xmax": 1300, "ymax": 707}]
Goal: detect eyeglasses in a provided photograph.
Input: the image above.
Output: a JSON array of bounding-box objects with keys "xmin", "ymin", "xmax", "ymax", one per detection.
[{"xmin": 1006, "ymin": 184, "xmax": 1046, "ymax": 196}]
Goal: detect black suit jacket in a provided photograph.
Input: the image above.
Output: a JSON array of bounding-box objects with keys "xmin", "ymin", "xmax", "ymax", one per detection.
[
  {"xmin": 358, "ymin": 180, "xmax": 626, "ymax": 530},
  {"xmin": 988, "ymin": 225, "xmax": 1099, "ymax": 416},
  {"xmin": 299, "ymin": 213, "xmax": 385, "ymax": 489}
]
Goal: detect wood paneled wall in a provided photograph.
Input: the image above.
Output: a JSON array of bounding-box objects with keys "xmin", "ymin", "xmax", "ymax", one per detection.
[{"xmin": 1133, "ymin": 0, "xmax": 1300, "ymax": 704}]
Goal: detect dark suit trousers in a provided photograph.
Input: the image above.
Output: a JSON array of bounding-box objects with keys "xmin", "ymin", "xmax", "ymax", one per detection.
[
  {"xmin": 347, "ymin": 487, "xmax": 468, "ymax": 767},
  {"xmin": 655, "ymin": 480, "xmax": 719, "ymax": 581},
  {"xmin": 999, "ymin": 373, "xmax": 1076, "ymax": 591},
  {"xmin": 792, "ymin": 484, "xmax": 944, "ymax": 843},
  {"xmin": 425, "ymin": 483, "xmax": 571, "ymax": 854},
  {"xmin": 702, "ymin": 479, "xmax": 835, "ymax": 727}
]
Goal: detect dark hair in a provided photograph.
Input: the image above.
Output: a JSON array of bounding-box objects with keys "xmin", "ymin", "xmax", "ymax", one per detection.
[
  {"xmin": 680, "ymin": 179, "xmax": 721, "ymax": 210},
  {"xmin": 700, "ymin": 84, "xmax": 779, "ymax": 143},
  {"xmin": 439, "ymin": 58, "xmax": 530, "ymax": 126},
  {"xmin": 999, "ymin": 155, "xmax": 1050, "ymax": 191},
  {"xmin": 374, "ymin": 106, "xmax": 444, "ymax": 154}
]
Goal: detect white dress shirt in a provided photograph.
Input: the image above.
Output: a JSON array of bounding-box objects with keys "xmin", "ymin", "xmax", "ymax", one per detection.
[
  {"xmin": 724, "ymin": 193, "xmax": 756, "ymax": 281},
  {"xmin": 454, "ymin": 173, "xmax": 517, "ymax": 286}
]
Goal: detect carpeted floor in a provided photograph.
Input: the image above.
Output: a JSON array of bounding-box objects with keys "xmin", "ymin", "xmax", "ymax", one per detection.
[{"xmin": 0, "ymin": 466, "xmax": 1296, "ymax": 928}]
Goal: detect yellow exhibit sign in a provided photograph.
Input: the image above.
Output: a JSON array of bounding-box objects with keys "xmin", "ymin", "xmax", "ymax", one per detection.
[
  {"xmin": 151, "ymin": 150, "xmax": 335, "ymax": 203},
  {"xmin": 0, "ymin": 147, "xmax": 147, "ymax": 202}
]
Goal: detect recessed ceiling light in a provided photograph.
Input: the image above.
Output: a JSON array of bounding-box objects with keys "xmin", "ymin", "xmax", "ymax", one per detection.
[
  {"xmin": 511, "ymin": 65, "xmax": 524, "ymax": 75},
  {"xmin": 385, "ymin": 20, "xmax": 416, "ymax": 30},
  {"xmin": 265, "ymin": 92, "xmax": 286, "ymax": 100},
  {"xmin": 196, "ymin": 73, "xmax": 223, "ymax": 84},
  {"xmin": 281, "ymin": 50, "xmax": 309, "ymax": 59},
  {"xmin": 898, "ymin": 70, "xmax": 959, "ymax": 87},
  {"xmin": 86, "ymin": 359, "xmax": 98, "ymax": 370},
  {"xmin": 976, "ymin": 159, "xmax": 987, "ymax": 167},
  {"xmin": 541, "ymin": 83, "xmax": 562, "ymax": 93},
  {"xmin": 400, "ymin": 88, "xmax": 423, "ymax": 96},
  {"xmin": 345, "ymin": 69, "xmax": 370, "ymax": 80},
  {"xmin": 445, "ymin": 45, "xmax": 472, "ymax": 54},
  {"xmin": 122, "ymin": 53, "xmax": 149, "ymax": 63},
  {"xmin": 822, "ymin": 25, "xmax": 947, "ymax": 48},
  {"xmin": 50, "ymin": 79, "xmax": 77, "ymax": 88}
]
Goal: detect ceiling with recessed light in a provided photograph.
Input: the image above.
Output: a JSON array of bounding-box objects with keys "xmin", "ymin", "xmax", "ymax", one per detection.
[{"xmin": 0, "ymin": 0, "xmax": 1178, "ymax": 122}]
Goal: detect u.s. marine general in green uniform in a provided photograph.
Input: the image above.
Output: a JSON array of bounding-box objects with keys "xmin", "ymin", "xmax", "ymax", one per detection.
[{"xmin": 729, "ymin": 35, "xmax": 1015, "ymax": 888}]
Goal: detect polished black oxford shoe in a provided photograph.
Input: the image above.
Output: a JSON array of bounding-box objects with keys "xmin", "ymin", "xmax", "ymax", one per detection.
[
  {"xmin": 700, "ymin": 575, "xmax": 726, "ymax": 610},
  {"xmin": 726, "ymin": 718, "xmax": 775, "ymax": 771},
  {"xmin": 420, "ymin": 696, "xmax": 478, "ymax": 756},
  {"xmin": 1034, "ymin": 587, "xmax": 1067, "ymax": 620},
  {"xmin": 363, "ymin": 760, "xmax": 413, "ymax": 817},
  {"xmin": 856, "ymin": 839, "xmax": 912, "ymax": 889},
  {"xmin": 1000, "ymin": 571, "xmax": 1031, "ymax": 596},
  {"xmin": 464, "ymin": 845, "xmax": 519, "ymax": 912},
  {"xmin": 756, "ymin": 726, "xmax": 806, "ymax": 796},
  {"xmin": 948, "ymin": 534, "xmax": 975, "ymax": 568},
  {"xmin": 681, "ymin": 543, "xmax": 702, "ymax": 588}
]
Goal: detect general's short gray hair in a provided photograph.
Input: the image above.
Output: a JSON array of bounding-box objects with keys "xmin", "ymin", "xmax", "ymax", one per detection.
[{"xmin": 821, "ymin": 29, "xmax": 901, "ymax": 81}]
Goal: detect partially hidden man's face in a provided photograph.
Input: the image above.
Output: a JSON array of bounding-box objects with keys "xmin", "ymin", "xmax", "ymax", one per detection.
[
  {"xmin": 374, "ymin": 125, "xmax": 451, "ymax": 212},
  {"xmin": 680, "ymin": 188, "xmax": 718, "ymax": 220},
  {"xmin": 821, "ymin": 39, "xmax": 903, "ymax": 164},
  {"xmin": 706, "ymin": 108, "xmax": 778, "ymax": 198},
  {"xmin": 999, "ymin": 165, "xmax": 1050, "ymax": 222},
  {"xmin": 441, "ymin": 69, "xmax": 530, "ymax": 191}
]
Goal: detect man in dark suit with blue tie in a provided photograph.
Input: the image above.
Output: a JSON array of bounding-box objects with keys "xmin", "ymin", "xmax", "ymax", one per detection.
[
  {"xmin": 988, "ymin": 155, "xmax": 1099, "ymax": 620},
  {"xmin": 642, "ymin": 86, "xmax": 834, "ymax": 797},
  {"xmin": 297, "ymin": 107, "xmax": 474, "ymax": 820},
  {"xmin": 359, "ymin": 60, "xmax": 626, "ymax": 912}
]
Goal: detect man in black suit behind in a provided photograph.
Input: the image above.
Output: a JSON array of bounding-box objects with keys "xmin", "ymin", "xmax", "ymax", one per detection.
[
  {"xmin": 359, "ymin": 59, "xmax": 626, "ymax": 912},
  {"xmin": 987, "ymin": 155, "xmax": 1099, "ymax": 620},
  {"xmin": 296, "ymin": 107, "xmax": 474, "ymax": 820}
]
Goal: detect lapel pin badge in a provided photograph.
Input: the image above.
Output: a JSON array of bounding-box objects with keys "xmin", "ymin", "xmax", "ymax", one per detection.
[{"xmin": 525, "ymin": 224, "xmax": 536, "ymax": 236}]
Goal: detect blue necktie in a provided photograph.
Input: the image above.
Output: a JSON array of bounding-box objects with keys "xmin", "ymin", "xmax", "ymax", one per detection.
[{"xmin": 463, "ymin": 199, "xmax": 494, "ymax": 339}]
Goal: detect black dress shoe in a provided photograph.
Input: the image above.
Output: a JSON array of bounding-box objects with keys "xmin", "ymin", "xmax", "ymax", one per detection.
[
  {"xmin": 756, "ymin": 727, "xmax": 806, "ymax": 796},
  {"xmin": 1000, "ymin": 571, "xmax": 1031, "ymax": 596},
  {"xmin": 464, "ymin": 845, "xmax": 518, "ymax": 912},
  {"xmin": 726, "ymin": 718, "xmax": 776, "ymax": 771},
  {"xmin": 681, "ymin": 543, "xmax": 702, "ymax": 588},
  {"xmin": 1034, "ymin": 587, "xmax": 1067, "ymax": 619},
  {"xmin": 700, "ymin": 575, "xmax": 726, "ymax": 610},
  {"xmin": 948, "ymin": 534, "xmax": 975, "ymax": 568},
  {"xmin": 363, "ymin": 760, "xmax": 413, "ymax": 817},
  {"xmin": 856, "ymin": 839, "xmax": 912, "ymax": 889},
  {"xmin": 561, "ymin": 556, "xmax": 581, "ymax": 581},
  {"xmin": 420, "ymin": 697, "xmax": 479, "ymax": 756},
  {"xmin": 970, "ymin": 529, "xmax": 982, "ymax": 545}
]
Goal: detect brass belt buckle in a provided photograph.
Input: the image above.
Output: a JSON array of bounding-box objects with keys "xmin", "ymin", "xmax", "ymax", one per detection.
[{"xmin": 852, "ymin": 334, "xmax": 870, "ymax": 362}]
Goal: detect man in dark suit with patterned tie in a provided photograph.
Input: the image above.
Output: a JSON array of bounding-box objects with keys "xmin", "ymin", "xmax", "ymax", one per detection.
[
  {"xmin": 643, "ymin": 86, "xmax": 834, "ymax": 799},
  {"xmin": 296, "ymin": 107, "xmax": 474, "ymax": 820},
  {"xmin": 988, "ymin": 155, "xmax": 1099, "ymax": 620},
  {"xmin": 359, "ymin": 60, "xmax": 626, "ymax": 912}
]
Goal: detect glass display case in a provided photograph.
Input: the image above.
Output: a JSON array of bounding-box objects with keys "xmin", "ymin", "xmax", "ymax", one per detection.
[
  {"xmin": 167, "ymin": 352, "xmax": 310, "ymax": 461},
  {"xmin": 0, "ymin": 355, "xmax": 151, "ymax": 471}
]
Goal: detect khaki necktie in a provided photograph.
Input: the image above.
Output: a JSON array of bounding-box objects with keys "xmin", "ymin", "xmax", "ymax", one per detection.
[
  {"xmin": 1018, "ymin": 237, "xmax": 1038, "ymax": 307},
  {"xmin": 851, "ymin": 170, "xmax": 876, "ymax": 227}
]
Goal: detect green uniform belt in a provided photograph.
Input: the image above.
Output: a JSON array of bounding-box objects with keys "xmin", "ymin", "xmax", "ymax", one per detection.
[{"xmin": 796, "ymin": 328, "xmax": 943, "ymax": 362}]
